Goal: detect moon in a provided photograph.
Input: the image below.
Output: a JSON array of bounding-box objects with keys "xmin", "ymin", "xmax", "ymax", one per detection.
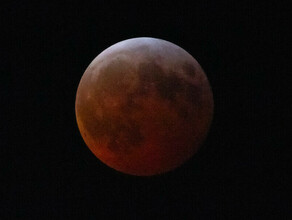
[{"xmin": 75, "ymin": 37, "xmax": 214, "ymax": 176}]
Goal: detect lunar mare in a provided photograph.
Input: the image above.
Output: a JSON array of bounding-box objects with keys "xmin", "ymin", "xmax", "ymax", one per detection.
[{"xmin": 75, "ymin": 37, "xmax": 213, "ymax": 176}]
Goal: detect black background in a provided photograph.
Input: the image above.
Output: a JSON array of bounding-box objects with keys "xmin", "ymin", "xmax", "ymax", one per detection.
[{"xmin": 3, "ymin": 1, "xmax": 290, "ymax": 219}]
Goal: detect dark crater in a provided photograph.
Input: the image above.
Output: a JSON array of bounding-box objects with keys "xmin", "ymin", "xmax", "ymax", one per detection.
[
  {"xmin": 137, "ymin": 62, "xmax": 184, "ymax": 102},
  {"xmin": 182, "ymin": 62, "xmax": 197, "ymax": 77}
]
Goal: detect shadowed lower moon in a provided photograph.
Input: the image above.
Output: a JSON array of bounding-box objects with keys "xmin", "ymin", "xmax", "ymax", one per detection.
[{"xmin": 75, "ymin": 37, "xmax": 214, "ymax": 176}]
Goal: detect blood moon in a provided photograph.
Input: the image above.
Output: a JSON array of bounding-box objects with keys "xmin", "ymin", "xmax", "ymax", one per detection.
[{"xmin": 75, "ymin": 37, "xmax": 213, "ymax": 176}]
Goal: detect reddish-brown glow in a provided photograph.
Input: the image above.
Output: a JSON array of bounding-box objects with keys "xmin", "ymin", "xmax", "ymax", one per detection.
[{"xmin": 75, "ymin": 37, "xmax": 213, "ymax": 176}]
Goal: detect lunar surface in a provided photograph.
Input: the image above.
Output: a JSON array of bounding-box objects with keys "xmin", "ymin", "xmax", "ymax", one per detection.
[{"xmin": 75, "ymin": 37, "xmax": 213, "ymax": 176}]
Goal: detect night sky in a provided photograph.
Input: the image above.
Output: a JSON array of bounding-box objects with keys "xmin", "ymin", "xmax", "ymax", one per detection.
[{"xmin": 4, "ymin": 1, "xmax": 290, "ymax": 219}]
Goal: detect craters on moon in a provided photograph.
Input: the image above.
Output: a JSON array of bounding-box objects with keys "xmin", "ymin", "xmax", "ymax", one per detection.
[
  {"xmin": 75, "ymin": 37, "xmax": 214, "ymax": 176},
  {"xmin": 82, "ymin": 58, "xmax": 203, "ymax": 155}
]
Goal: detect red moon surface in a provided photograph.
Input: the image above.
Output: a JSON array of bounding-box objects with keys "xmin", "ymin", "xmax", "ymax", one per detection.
[{"xmin": 75, "ymin": 37, "xmax": 214, "ymax": 176}]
